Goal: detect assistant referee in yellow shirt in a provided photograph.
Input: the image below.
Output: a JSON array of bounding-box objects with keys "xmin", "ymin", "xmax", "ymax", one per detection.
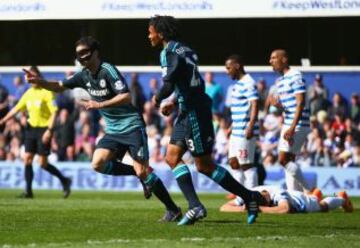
[{"xmin": 0, "ymin": 66, "xmax": 71, "ymax": 198}]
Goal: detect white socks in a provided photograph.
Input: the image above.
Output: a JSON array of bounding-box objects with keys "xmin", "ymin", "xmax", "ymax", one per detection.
[
  {"xmin": 285, "ymin": 171, "xmax": 303, "ymax": 191},
  {"xmin": 285, "ymin": 161, "xmax": 310, "ymax": 191},
  {"xmin": 244, "ymin": 167, "xmax": 258, "ymax": 189},
  {"xmin": 322, "ymin": 197, "xmax": 344, "ymax": 210}
]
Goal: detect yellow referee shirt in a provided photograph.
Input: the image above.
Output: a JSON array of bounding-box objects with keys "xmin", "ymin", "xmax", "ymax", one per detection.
[{"xmin": 15, "ymin": 87, "xmax": 58, "ymax": 128}]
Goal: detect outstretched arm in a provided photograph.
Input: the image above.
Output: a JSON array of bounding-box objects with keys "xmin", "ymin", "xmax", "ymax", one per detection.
[
  {"xmin": 219, "ymin": 200, "xmax": 246, "ymax": 213},
  {"xmin": 23, "ymin": 69, "xmax": 66, "ymax": 92},
  {"xmin": 259, "ymin": 200, "xmax": 290, "ymax": 214}
]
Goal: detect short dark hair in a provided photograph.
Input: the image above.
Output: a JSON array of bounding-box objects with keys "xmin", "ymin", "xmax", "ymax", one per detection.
[
  {"xmin": 149, "ymin": 15, "xmax": 180, "ymax": 41},
  {"xmin": 227, "ymin": 54, "xmax": 244, "ymax": 65},
  {"xmin": 75, "ymin": 36, "xmax": 100, "ymax": 51}
]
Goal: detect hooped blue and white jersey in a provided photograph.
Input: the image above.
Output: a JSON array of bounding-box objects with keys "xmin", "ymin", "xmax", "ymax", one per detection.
[
  {"xmin": 272, "ymin": 190, "xmax": 307, "ymax": 213},
  {"xmin": 275, "ymin": 69, "xmax": 310, "ymax": 128},
  {"xmin": 230, "ymin": 74, "xmax": 259, "ymax": 138}
]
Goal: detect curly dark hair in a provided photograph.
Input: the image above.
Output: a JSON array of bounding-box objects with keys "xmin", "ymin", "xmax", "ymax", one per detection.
[{"xmin": 149, "ymin": 15, "xmax": 180, "ymax": 41}]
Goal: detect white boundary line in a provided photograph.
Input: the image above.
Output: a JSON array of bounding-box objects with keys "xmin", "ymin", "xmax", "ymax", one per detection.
[
  {"xmin": 2, "ymin": 234, "xmax": 359, "ymax": 248},
  {"xmin": 1, "ymin": 66, "xmax": 360, "ymax": 73}
]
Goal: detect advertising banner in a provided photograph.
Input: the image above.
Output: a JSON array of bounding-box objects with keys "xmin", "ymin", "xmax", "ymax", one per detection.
[
  {"xmin": 0, "ymin": 0, "xmax": 359, "ymax": 20},
  {"xmin": 1, "ymin": 162, "xmax": 359, "ymax": 196}
]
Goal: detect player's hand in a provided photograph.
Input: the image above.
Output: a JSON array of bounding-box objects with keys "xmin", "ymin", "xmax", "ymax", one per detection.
[
  {"xmin": 42, "ymin": 129, "xmax": 52, "ymax": 145},
  {"xmin": 245, "ymin": 127, "xmax": 254, "ymax": 139},
  {"xmin": 23, "ymin": 69, "xmax": 40, "ymax": 84},
  {"xmin": 284, "ymin": 127, "xmax": 295, "ymax": 145},
  {"xmin": 0, "ymin": 119, "xmax": 5, "ymax": 126},
  {"xmin": 151, "ymin": 95, "xmax": 160, "ymax": 108},
  {"xmin": 84, "ymin": 100, "xmax": 102, "ymax": 110},
  {"xmin": 268, "ymin": 94, "xmax": 283, "ymax": 109},
  {"xmin": 160, "ymin": 102, "xmax": 175, "ymax": 116}
]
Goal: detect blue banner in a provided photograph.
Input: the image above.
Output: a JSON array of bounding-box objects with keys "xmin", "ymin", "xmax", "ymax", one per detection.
[{"xmin": 1, "ymin": 162, "xmax": 359, "ymax": 196}]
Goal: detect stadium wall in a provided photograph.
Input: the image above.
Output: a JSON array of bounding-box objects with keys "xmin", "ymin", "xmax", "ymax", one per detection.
[{"xmin": 1, "ymin": 162, "xmax": 360, "ymax": 196}]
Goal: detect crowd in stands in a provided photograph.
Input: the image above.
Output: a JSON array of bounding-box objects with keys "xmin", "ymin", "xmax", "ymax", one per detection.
[{"xmin": 0, "ymin": 71, "xmax": 360, "ymax": 168}]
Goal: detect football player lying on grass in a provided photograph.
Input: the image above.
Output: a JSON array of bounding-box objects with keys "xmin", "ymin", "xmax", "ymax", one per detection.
[{"xmin": 220, "ymin": 187, "xmax": 353, "ymax": 214}]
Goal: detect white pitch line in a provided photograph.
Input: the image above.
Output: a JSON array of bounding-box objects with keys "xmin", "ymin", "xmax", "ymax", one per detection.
[{"xmin": 2, "ymin": 234, "xmax": 359, "ymax": 248}]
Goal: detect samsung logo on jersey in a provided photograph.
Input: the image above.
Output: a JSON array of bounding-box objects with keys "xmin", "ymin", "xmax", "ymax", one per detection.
[{"xmin": 89, "ymin": 89, "xmax": 109, "ymax": 96}]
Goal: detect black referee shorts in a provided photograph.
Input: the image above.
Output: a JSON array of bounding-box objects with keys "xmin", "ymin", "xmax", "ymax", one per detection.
[{"xmin": 24, "ymin": 125, "xmax": 50, "ymax": 156}]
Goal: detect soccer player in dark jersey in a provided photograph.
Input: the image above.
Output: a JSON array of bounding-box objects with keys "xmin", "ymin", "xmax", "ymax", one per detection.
[
  {"xmin": 24, "ymin": 36, "xmax": 181, "ymax": 222},
  {"xmin": 148, "ymin": 15, "xmax": 265, "ymax": 225},
  {"xmin": 0, "ymin": 66, "xmax": 71, "ymax": 198}
]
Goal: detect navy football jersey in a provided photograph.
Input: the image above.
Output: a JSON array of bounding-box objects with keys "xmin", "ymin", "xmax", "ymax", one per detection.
[{"xmin": 160, "ymin": 41, "xmax": 212, "ymax": 112}]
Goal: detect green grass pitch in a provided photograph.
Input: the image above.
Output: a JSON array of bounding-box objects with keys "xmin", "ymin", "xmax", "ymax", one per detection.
[{"xmin": 0, "ymin": 190, "xmax": 359, "ymax": 248}]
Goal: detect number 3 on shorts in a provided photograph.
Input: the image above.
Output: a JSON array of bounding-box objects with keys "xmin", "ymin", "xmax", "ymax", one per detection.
[{"xmin": 187, "ymin": 139, "xmax": 195, "ymax": 152}]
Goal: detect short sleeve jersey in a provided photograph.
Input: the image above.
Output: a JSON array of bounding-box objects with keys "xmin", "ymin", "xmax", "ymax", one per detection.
[
  {"xmin": 61, "ymin": 62, "xmax": 143, "ymax": 134},
  {"xmin": 272, "ymin": 190, "xmax": 307, "ymax": 213},
  {"xmin": 160, "ymin": 41, "xmax": 212, "ymax": 112},
  {"xmin": 230, "ymin": 74, "xmax": 259, "ymax": 138},
  {"xmin": 15, "ymin": 87, "xmax": 58, "ymax": 128},
  {"xmin": 275, "ymin": 69, "xmax": 310, "ymax": 128}
]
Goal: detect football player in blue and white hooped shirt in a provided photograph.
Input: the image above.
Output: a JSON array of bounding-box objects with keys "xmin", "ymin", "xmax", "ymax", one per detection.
[
  {"xmin": 220, "ymin": 186, "xmax": 353, "ymax": 214},
  {"xmin": 268, "ymin": 49, "xmax": 310, "ymax": 192},
  {"xmin": 225, "ymin": 55, "xmax": 259, "ymax": 190}
]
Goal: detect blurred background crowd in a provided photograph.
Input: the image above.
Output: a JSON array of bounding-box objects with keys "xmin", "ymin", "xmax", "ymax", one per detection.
[{"xmin": 1, "ymin": 71, "xmax": 360, "ymax": 168}]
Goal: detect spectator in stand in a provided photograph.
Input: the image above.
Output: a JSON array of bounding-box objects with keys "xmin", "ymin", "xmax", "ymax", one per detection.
[
  {"xmin": 129, "ymin": 72, "xmax": 146, "ymax": 113},
  {"xmin": 343, "ymin": 118, "xmax": 360, "ymax": 143},
  {"xmin": 0, "ymin": 82, "xmax": 9, "ymax": 132},
  {"xmin": 0, "ymin": 134, "xmax": 8, "ymax": 161},
  {"xmin": 259, "ymin": 107, "xmax": 281, "ymax": 159},
  {"xmin": 350, "ymin": 93, "xmax": 360, "ymax": 124},
  {"xmin": 75, "ymin": 110, "xmax": 91, "ymax": 136},
  {"xmin": 328, "ymin": 92, "xmax": 348, "ymax": 119},
  {"xmin": 307, "ymin": 74, "xmax": 329, "ymax": 115},
  {"xmin": 205, "ymin": 72, "xmax": 223, "ymax": 114},
  {"xmin": 75, "ymin": 122, "xmax": 95, "ymax": 161},
  {"xmin": 148, "ymin": 77, "xmax": 159, "ymax": 100},
  {"xmin": 56, "ymin": 71, "xmax": 75, "ymax": 113},
  {"xmin": 150, "ymin": 134, "xmax": 164, "ymax": 163},
  {"xmin": 353, "ymin": 143, "xmax": 360, "ymax": 167},
  {"xmin": 3, "ymin": 117, "xmax": 23, "ymax": 144},
  {"xmin": 336, "ymin": 142, "xmax": 353, "ymax": 168},
  {"xmin": 331, "ymin": 112, "xmax": 347, "ymax": 138},
  {"xmin": 313, "ymin": 136, "xmax": 327, "ymax": 167},
  {"xmin": 323, "ymin": 130, "xmax": 337, "ymax": 166},
  {"xmin": 143, "ymin": 101, "xmax": 162, "ymax": 131},
  {"xmin": 306, "ymin": 126, "xmax": 322, "ymax": 163},
  {"xmin": 256, "ymin": 78, "xmax": 269, "ymax": 116},
  {"xmin": 213, "ymin": 116, "xmax": 230, "ymax": 165},
  {"xmin": 223, "ymin": 83, "xmax": 235, "ymax": 121},
  {"xmin": 9, "ymin": 136, "xmax": 22, "ymax": 160},
  {"xmin": 55, "ymin": 108, "xmax": 79, "ymax": 161},
  {"xmin": 0, "ymin": 147, "xmax": 6, "ymax": 161},
  {"xmin": 9, "ymin": 75, "xmax": 28, "ymax": 107}
]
